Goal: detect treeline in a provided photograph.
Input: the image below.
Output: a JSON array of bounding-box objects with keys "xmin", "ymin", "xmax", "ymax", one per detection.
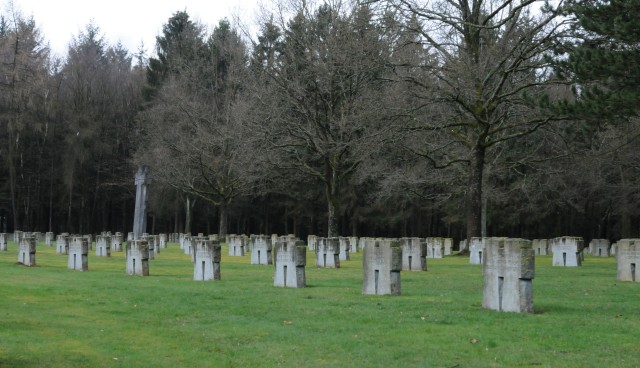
[{"xmin": 1, "ymin": 0, "xmax": 638, "ymax": 244}]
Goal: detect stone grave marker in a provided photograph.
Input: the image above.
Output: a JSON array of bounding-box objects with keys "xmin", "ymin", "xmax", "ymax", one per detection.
[
  {"xmin": 159, "ymin": 234, "xmax": 167, "ymax": 248},
  {"xmin": 45, "ymin": 232, "xmax": 54, "ymax": 246},
  {"xmin": 228, "ymin": 234, "xmax": 246, "ymax": 256},
  {"xmin": 126, "ymin": 239, "xmax": 149, "ymax": 276},
  {"xmin": 56, "ymin": 235, "xmax": 69, "ymax": 255},
  {"xmin": 444, "ymin": 238, "xmax": 453, "ymax": 256},
  {"xmin": 426, "ymin": 237, "xmax": 445, "ymax": 259},
  {"xmin": 307, "ymin": 235, "xmax": 318, "ymax": 251},
  {"xmin": 532, "ymin": 239, "xmax": 549, "ymax": 256},
  {"xmin": 615, "ymin": 239, "xmax": 640, "ymax": 282},
  {"xmin": 362, "ymin": 240, "xmax": 402, "ymax": 295},
  {"xmin": 250, "ymin": 235, "xmax": 272, "ymax": 265},
  {"xmin": 469, "ymin": 237, "xmax": 485, "ymax": 264},
  {"xmin": 95, "ymin": 235, "xmax": 111, "ymax": 257},
  {"xmin": 0, "ymin": 233, "xmax": 7, "ymax": 251},
  {"xmin": 316, "ymin": 237, "xmax": 340, "ymax": 268},
  {"xmin": 111, "ymin": 233, "xmax": 124, "ymax": 252},
  {"xmin": 482, "ymin": 238, "xmax": 535, "ymax": 313},
  {"xmin": 338, "ymin": 237, "xmax": 350, "ymax": 261},
  {"xmin": 68, "ymin": 236, "xmax": 88, "ymax": 271},
  {"xmin": 273, "ymin": 238, "xmax": 306, "ymax": 288},
  {"xmin": 400, "ymin": 237, "xmax": 427, "ymax": 271},
  {"xmin": 550, "ymin": 236, "xmax": 584, "ymax": 267},
  {"xmin": 193, "ymin": 239, "xmax": 221, "ymax": 281},
  {"xmin": 459, "ymin": 239, "xmax": 468, "ymax": 252},
  {"xmin": 589, "ymin": 239, "xmax": 610, "ymax": 257},
  {"xmin": 348, "ymin": 236, "xmax": 358, "ymax": 253},
  {"xmin": 18, "ymin": 236, "xmax": 36, "ymax": 266}
]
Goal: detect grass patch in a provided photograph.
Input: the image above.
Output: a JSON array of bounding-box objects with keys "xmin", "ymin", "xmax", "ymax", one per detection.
[{"xmin": 0, "ymin": 242, "xmax": 638, "ymax": 367}]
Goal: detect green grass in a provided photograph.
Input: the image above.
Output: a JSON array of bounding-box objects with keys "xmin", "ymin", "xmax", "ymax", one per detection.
[{"xmin": 0, "ymin": 243, "xmax": 638, "ymax": 367}]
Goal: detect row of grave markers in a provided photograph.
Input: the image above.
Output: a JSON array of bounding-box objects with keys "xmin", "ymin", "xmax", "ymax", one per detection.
[{"xmin": 3, "ymin": 232, "xmax": 639, "ymax": 314}]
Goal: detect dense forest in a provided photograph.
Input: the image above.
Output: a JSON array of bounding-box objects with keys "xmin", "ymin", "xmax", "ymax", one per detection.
[{"xmin": 1, "ymin": 0, "xmax": 639, "ymax": 245}]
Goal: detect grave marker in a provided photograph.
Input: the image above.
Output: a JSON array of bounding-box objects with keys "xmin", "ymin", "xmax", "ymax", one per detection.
[
  {"xmin": 95, "ymin": 235, "xmax": 111, "ymax": 257},
  {"xmin": 482, "ymin": 238, "xmax": 535, "ymax": 313},
  {"xmin": 616, "ymin": 239, "xmax": 640, "ymax": 282},
  {"xmin": 56, "ymin": 235, "xmax": 69, "ymax": 255},
  {"xmin": 0, "ymin": 233, "xmax": 7, "ymax": 251},
  {"xmin": 193, "ymin": 239, "xmax": 221, "ymax": 281},
  {"xmin": 362, "ymin": 240, "xmax": 402, "ymax": 295},
  {"xmin": 126, "ymin": 240, "xmax": 149, "ymax": 276},
  {"xmin": 68, "ymin": 236, "xmax": 89, "ymax": 271},
  {"xmin": 315, "ymin": 237, "xmax": 340, "ymax": 268},
  {"xmin": 550, "ymin": 236, "xmax": 584, "ymax": 267},
  {"xmin": 250, "ymin": 235, "xmax": 272, "ymax": 265},
  {"xmin": 400, "ymin": 237, "xmax": 427, "ymax": 271},
  {"xmin": 273, "ymin": 238, "xmax": 306, "ymax": 288},
  {"xmin": 18, "ymin": 236, "xmax": 36, "ymax": 266}
]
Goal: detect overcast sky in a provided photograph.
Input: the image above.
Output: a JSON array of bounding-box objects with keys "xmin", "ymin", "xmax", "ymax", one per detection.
[{"xmin": 11, "ymin": 0, "xmax": 260, "ymax": 59}]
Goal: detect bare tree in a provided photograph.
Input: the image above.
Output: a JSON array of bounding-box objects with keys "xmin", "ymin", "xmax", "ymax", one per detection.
[{"xmin": 387, "ymin": 0, "xmax": 572, "ymax": 240}]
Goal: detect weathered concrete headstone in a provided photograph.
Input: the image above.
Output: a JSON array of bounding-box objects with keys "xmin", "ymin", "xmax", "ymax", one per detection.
[
  {"xmin": 18, "ymin": 236, "xmax": 36, "ymax": 266},
  {"xmin": 132, "ymin": 165, "xmax": 151, "ymax": 240},
  {"xmin": 550, "ymin": 236, "xmax": 584, "ymax": 267},
  {"xmin": 362, "ymin": 240, "xmax": 402, "ymax": 295},
  {"xmin": 616, "ymin": 239, "xmax": 640, "ymax": 282},
  {"xmin": 532, "ymin": 239, "xmax": 549, "ymax": 256},
  {"xmin": 589, "ymin": 239, "xmax": 610, "ymax": 257},
  {"xmin": 228, "ymin": 234, "xmax": 246, "ymax": 256},
  {"xmin": 400, "ymin": 237, "xmax": 427, "ymax": 271},
  {"xmin": 126, "ymin": 240, "xmax": 149, "ymax": 276},
  {"xmin": 611, "ymin": 242, "xmax": 617, "ymax": 256},
  {"xmin": 193, "ymin": 239, "xmax": 221, "ymax": 281},
  {"xmin": 159, "ymin": 234, "xmax": 167, "ymax": 249},
  {"xmin": 469, "ymin": 237, "xmax": 485, "ymax": 264},
  {"xmin": 444, "ymin": 238, "xmax": 453, "ymax": 256},
  {"xmin": 68, "ymin": 236, "xmax": 89, "ymax": 271},
  {"xmin": 459, "ymin": 239, "xmax": 468, "ymax": 252},
  {"xmin": 338, "ymin": 237, "xmax": 350, "ymax": 261},
  {"xmin": 127, "ymin": 232, "xmax": 133, "ymax": 241},
  {"xmin": 348, "ymin": 236, "xmax": 358, "ymax": 253},
  {"xmin": 250, "ymin": 235, "xmax": 272, "ymax": 265},
  {"xmin": 359, "ymin": 237, "xmax": 368, "ymax": 252},
  {"xmin": 316, "ymin": 237, "xmax": 340, "ymax": 268},
  {"xmin": 426, "ymin": 237, "xmax": 445, "ymax": 259},
  {"xmin": 0, "ymin": 233, "xmax": 7, "ymax": 251},
  {"xmin": 208, "ymin": 234, "xmax": 219, "ymax": 241},
  {"xmin": 111, "ymin": 233, "xmax": 123, "ymax": 252},
  {"xmin": 143, "ymin": 235, "xmax": 156, "ymax": 260},
  {"xmin": 56, "ymin": 235, "xmax": 69, "ymax": 255},
  {"xmin": 307, "ymin": 235, "xmax": 318, "ymax": 251},
  {"xmin": 95, "ymin": 235, "xmax": 111, "ymax": 257},
  {"xmin": 83, "ymin": 234, "xmax": 92, "ymax": 250},
  {"xmin": 482, "ymin": 238, "xmax": 535, "ymax": 313},
  {"xmin": 45, "ymin": 232, "xmax": 54, "ymax": 246},
  {"xmin": 273, "ymin": 239, "xmax": 306, "ymax": 288},
  {"xmin": 183, "ymin": 235, "xmax": 193, "ymax": 256},
  {"xmin": 13, "ymin": 230, "xmax": 23, "ymax": 243}
]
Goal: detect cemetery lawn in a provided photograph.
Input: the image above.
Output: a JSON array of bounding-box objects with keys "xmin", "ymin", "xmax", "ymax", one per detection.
[{"xmin": 1, "ymin": 244, "xmax": 639, "ymax": 368}]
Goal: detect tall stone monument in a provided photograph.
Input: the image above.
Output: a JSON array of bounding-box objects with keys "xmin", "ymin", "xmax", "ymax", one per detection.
[{"xmin": 132, "ymin": 165, "xmax": 151, "ymax": 240}]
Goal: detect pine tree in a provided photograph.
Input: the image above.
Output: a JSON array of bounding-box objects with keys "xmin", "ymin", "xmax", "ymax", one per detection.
[{"xmin": 556, "ymin": 0, "xmax": 640, "ymax": 117}]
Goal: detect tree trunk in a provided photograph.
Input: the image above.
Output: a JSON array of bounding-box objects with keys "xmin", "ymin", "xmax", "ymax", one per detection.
[
  {"xmin": 325, "ymin": 163, "xmax": 339, "ymax": 237},
  {"xmin": 466, "ymin": 145, "xmax": 485, "ymax": 241},
  {"xmin": 218, "ymin": 203, "xmax": 228, "ymax": 237},
  {"xmin": 185, "ymin": 197, "xmax": 192, "ymax": 234},
  {"xmin": 8, "ymin": 131, "xmax": 19, "ymax": 231}
]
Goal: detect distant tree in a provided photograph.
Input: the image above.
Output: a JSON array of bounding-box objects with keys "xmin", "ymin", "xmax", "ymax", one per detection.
[
  {"xmin": 251, "ymin": 1, "xmax": 393, "ymax": 237},
  {"xmin": 387, "ymin": 0, "xmax": 571, "ymax": 241},
  {"xmin": 554, "ymin": 0, "xmax": 640, "ymax": 118},
  {"xmin": 138, "ymin": 18, "xmax": 258, "ymax": 237}
]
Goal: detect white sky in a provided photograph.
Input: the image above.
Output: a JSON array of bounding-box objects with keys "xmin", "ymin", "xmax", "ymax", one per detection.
[{"xmin": 10, "ymin": 0, "xmax": 260, "ymax": 59}]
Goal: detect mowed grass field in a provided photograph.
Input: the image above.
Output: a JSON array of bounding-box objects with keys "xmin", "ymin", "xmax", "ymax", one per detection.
[{"xmin": 0, "ymin": 241, "xmax": 639, "ymax": 367}]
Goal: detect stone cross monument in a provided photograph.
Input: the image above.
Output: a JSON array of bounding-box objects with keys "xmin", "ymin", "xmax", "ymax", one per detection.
[{"xmin": 133, "ymin": 166, "xmax": 151, "ymax": 240}]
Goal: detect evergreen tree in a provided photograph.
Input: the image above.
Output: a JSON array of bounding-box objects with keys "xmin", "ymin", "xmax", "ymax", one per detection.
[{"xmin": 555, "ymin": 0, "xmax": 640, "ymax": 117}]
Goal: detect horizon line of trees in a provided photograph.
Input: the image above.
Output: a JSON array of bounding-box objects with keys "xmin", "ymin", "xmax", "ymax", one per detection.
[{"xmin": 1, "ymin": 0, "xmax": 639, "ymax": 245}]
